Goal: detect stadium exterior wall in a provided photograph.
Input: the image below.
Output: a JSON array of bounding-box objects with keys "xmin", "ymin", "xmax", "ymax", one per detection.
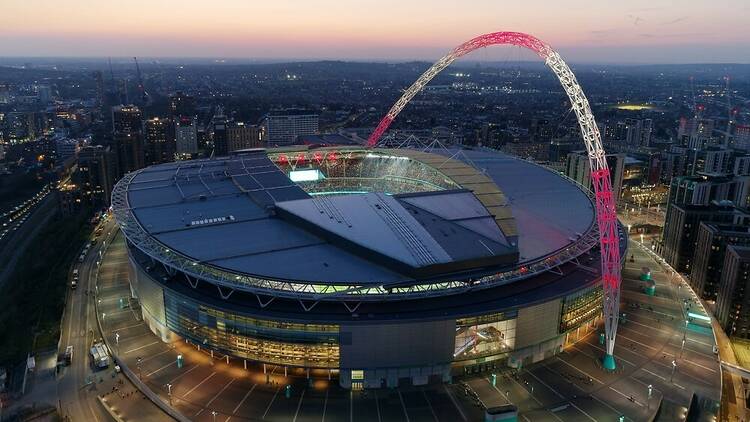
[{"xmin": 127, "ymin": 248, "xmax": 607, "ymax": 389}]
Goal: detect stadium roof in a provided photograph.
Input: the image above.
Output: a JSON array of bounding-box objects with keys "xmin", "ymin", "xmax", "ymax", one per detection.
[{"xmin": 118, "ymin": 147, "xmax": 595, "ymax": 288}]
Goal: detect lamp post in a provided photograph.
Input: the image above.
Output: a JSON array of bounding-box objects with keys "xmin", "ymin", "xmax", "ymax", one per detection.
[
  {"xmin": 647, "ymin": 384, "xmax": 653, "ymax": 409},
  {"xmin": 212, "ymin": 410, "xmax": 217, "ymax": 422},
  {"xmin": 680, "ymin": 338, "xmax": 686, "ymax": 358},
  {"xmin": 137, "ymin": 357, "xmax": 143, "ymax": 379},
  {"xmin": 670, "ymin": 360, "xmax": 677, "ymax": 383},
  {"xmin": 166, "ymin": 383, "xmax": 172, "ymax": 405}
]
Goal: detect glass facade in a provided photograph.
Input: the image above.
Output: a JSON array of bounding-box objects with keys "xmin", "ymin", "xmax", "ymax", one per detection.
[
  {"xmin": 163, "ymin": 292, "xmax": 340, "ymax": 368},
  {"xmin": 560, "ymin": 286, "xmax": 603, "ymax": 333},
  {"xmin": 454, "ymin": 312, "xmax": 517, "ymax": 361}
]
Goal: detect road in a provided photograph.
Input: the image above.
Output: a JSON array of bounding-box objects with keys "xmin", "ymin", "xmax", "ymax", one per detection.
[{"xmin": 57, "ymin": 216, "xmax": 170, "ymax": 422}]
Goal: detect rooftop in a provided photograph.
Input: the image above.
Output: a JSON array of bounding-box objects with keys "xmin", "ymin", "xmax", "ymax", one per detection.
[{"xmin": 114, "ymin": 147, "xmax": 596, "ymax": 296}]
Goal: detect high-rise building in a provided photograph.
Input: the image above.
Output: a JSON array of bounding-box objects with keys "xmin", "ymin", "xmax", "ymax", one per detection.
[
  {"xmin": 735, "ymin": 125, "xmax": 750, "ymax": 152},
  {"xmin": 75, "ymin": 145, "xmax": 118, "ymax": 206},
  {"xmin": 93, "ymin": 70, "xmax": 105, "ymax": 108},
  {"xmin": 112, "ymin": 105, "xmax": 144, "ymax": 175},
  {"xmin": 621, "ymin": 118, "xmax": 652, "ymax": 147},
  {"xmin": 716, "ymin": 246, "xmax": 750, "ymax": 338},
  {"xmin": 0, "ymin": 84, "xmax": 10, "ymax": 104},
  {"xmin": 169, "ymin": 91, "xmax": 195, "ymax": 117},
  {"xmin": 55, "ymin": 138, "xmax": 79, "ymax": 162},
  {"xmin": 678, "ymin": 117, "xmax": 715, "ymax": 148},
  {"xmin": 112, "ymin": 105, "xmax": 142, "ymax": 134},
  {"xmin": 667, "ymin": 173, "xmax": 750, "ymax": 208},
  {"xmin": 262, "ymin": 109, "xmax": 319, "ymax": 146},
  {"xmin": 37, "ymin": 85, "xmax": 53, "ymax": 104},
  {"xmin": 175, "ymin": 116, "xmax": 198, "ymax": 156},
  {"xmin": 565, "ymin": 151, "xmax": 625, "ymax": 201},
  {"xmin": 145, "ymin": 117, "xmax": 175, "ymax": 165},
  {"xmin": 661, "ymin": 202, "xmax": 749, "ymax": 273},
  {"xmin": 698, "ymin": 148, "xmax": 732, "ymax": 175},
  {"xmin": 640, "ymin": 119, "xmax": 653, "ymax": 147},
  {"xmin": 227, "ymin": 122, "xmax": 262, "ymax": 153},
  {"xmin": 734, "ymin": 155, "xmax": 750, "ymax": 176},
  {"xmin": 212, "ymin": 107, "xmax": 228, "ymax": 156},
  {"xmin": 690, "ymin": 224, "xmax": 750, "ymax": 300}
]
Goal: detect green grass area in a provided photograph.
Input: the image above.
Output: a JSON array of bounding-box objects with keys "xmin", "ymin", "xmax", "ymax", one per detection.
[
  {"xmin": 730, "ymin": 338, "xmax": 750, "ymax": 369},
  {"xmin": 0, "ymin": 208, "xmax": 91, "ymax": 365}
]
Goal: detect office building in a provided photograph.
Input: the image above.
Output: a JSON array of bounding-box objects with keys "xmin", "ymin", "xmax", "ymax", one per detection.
[
  {"xmin": 227, "ymin": 122, "xmax": 262, "ymax": 152},
  {"xmin": 112, "ymin": 105, "xmax": 145, "ymax": 175},
  {"xmin": 112, "ymin": 105, "xmax": 143, "ymax": 134},
  {"xmin": 169, "ymin": 91, "xmax": 195, "ymax": 117},
  {"xmin": 735, "ymin": 125, "xmax": 750, "ymax": 152},
  {"xmin": 145, "ymin": 117, "xmax": 175, "ymax": 165},
  {"xmin": 175, "ymin": 116, "xmax": 198, "ymax": 155},
  {"xmin": 212, "ymin": 108, "xmax": 229, "ymax": 156},
  {"xmin": 75, "ymin": 145, "xmax": 118, "ymax": 206},
  {"xmin": 262, "ymin": 109, "xmax": 319, "ymax": 146}
]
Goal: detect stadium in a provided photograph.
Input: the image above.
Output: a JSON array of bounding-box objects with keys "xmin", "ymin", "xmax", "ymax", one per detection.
[{"xmin": 112, "ymin": 145, "xmax": 627, "ymax": 389}]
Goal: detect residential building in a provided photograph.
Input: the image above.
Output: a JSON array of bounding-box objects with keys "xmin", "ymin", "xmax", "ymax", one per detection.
[
  {"xmin": 691, "ymin": 224, "xmax": 750, "ymax": 300},
  {"xmin": 716, "ymin": 246, "xmax": 750, "ymax": 338},
  {"xmin": 565, "ymin": 151, "xmax": 625, "ymax": 200},
  {"xmin": 661, "ymin": 201, "xmax": 750, "ymax": 273}
]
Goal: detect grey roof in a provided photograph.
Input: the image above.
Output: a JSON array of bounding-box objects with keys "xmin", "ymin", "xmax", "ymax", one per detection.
[
  {"xmin": 455, "ymin": 150, "xmax": 595, "ymax": 261},
  {"xmin": 123, "ymin": 148, "xmax": 594, "ymax": 286}
]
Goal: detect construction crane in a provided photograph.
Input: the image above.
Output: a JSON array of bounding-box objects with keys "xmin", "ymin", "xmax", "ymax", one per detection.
[
  {"xmin": 724, "ymin": 76, "xmax": 736, "ymax": 147},
  {"xmin": 133, "ymin": 57, "xmax": 151, "ymax": 106},
  {"xmin": 690, "ymin": 76, "xmax": 703, "ymax": 119}
]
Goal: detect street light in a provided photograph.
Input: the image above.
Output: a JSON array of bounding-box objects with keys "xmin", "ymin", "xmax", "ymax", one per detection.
[
  {"xmin": 647, "ymin": 384, "xmax": 653, "ymax": 409},
  {"xmin": 670, "ymin": 360, "xmax": 677, "ymax": 383},
  {"xmin": 137, "ymin": 356, "xmax": 143, "ymax": 379},
  {"xmin": 115, "ymin": 332, "xmax": 120, "ymax": 345},
  {"xmin": 680, "ymin": 338, "xmax": 686, "ymax": 358},
  {"xmin": 166, "ymin": 383, "xmax": 172, "ymax": 405},
  {"xmin": 211, "ymin": 410, "xmax": 217, "ymax": 422}
]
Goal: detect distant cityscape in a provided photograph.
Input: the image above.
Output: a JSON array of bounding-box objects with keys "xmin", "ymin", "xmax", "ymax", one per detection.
[{"xmin": 1, "ymin": 55, "xmax": 750, "ymax": 420}]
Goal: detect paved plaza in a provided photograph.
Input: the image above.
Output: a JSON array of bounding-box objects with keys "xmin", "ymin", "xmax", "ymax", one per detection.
[{"xmin": 88, "ymin": 230, "xmax": 721, "ymax": 421}]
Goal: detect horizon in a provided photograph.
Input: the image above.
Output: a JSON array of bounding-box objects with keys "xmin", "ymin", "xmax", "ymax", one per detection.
[
  {"xmin": 2, "ymin": 0, "xmax": 750, "ymax": 64},
  {"xmin": 1, "ymin": 56, "xmax": 750, "ymax": 68}
]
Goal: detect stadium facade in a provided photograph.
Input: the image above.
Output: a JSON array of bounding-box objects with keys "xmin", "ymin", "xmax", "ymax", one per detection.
[{"xmin": 112, "ymin": 146, "xmax": 627, "ymax": 389}]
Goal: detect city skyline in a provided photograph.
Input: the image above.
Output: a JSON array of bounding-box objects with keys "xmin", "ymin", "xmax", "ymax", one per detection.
[{"xmin": 2, "ymin": 0, "xmax": 750, "ymax": 64}]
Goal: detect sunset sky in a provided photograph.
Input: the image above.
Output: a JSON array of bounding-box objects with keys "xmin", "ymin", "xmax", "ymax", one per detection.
[{"xmin": 2, "ymin": 0, "xmax": 749, "ymax": 63}]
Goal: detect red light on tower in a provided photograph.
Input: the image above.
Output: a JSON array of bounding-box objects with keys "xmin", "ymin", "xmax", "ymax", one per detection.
[
  {"xmin": 327, "ymin": 151, "xmax": 338, "ymax": 162},
  {"xmin": 295, "ymin": 152, "xmax": 306, "ymax": 166},
  {"xmin": 278, "ymin": 154, "xmax": 288, "ymax": 165},
  {"xmin": 313, "ymin": 151, "xmax": 323, "ymax": 164}
]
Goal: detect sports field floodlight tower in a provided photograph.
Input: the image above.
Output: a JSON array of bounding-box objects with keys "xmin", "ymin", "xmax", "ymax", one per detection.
[{"xmin": 367, "ymin": 31, "xmax": 622, "ymax": 370}]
